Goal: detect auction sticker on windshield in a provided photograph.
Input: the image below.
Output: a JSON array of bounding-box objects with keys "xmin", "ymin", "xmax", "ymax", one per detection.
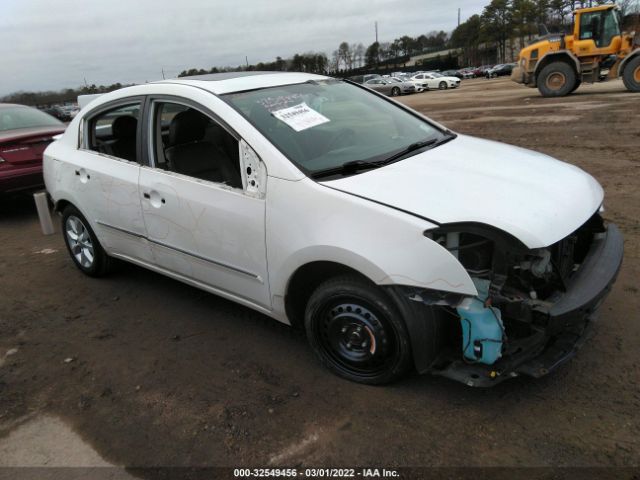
[{"xmin": 271, "ymin": 102, "xmax": 330, "ymax": 132}]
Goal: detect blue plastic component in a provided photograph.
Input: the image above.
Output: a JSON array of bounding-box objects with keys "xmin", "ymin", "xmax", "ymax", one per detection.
[{"xmin": 457, "ymin": 279, "xmax": 504, "ymax": 365}]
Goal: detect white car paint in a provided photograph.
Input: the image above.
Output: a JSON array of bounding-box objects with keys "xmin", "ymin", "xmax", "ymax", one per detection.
[
  {"xmin": 324, "ymin": 135, "xmax": 603, "ymax": 249},
  {"xmin": 410, "ymin": 72, "xmax": 460, "ymax": 90},
  {"xmin": 43, "ymin": 72, "xmax": 602, "ymax": 326}
]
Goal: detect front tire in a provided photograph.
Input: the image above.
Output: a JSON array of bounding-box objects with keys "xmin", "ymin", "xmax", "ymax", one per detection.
[
  {"xmin": 622, "ymin": 55, "xmax": 640, "ymax": 92},
  {"xmin": 61, "ymin": 205, "xmax": 113, "ymax": 277},
  {"xmin": 304, "ymin": 276, "xmax": 412, "ymax": 385},
  {"xmin": 537, "ymin": 61, "xmax": 576, "ymax": 97},
  {"xmin": 438, "ymin": 81, "xmax": 447, "ymax": 90},
  {"xmin": 391, "ymin": 86, "xmax": 400, "ymax": 97}
]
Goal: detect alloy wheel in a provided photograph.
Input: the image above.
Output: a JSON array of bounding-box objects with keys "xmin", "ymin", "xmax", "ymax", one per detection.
[{"xmin": 65, "ymin": 215, "xmax": 95, "ymax": 268}]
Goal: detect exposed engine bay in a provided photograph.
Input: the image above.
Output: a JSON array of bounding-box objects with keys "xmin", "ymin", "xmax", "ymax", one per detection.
[{"xmin": 415, "ymin": 211, "xmax": 622, "ymax": 386}]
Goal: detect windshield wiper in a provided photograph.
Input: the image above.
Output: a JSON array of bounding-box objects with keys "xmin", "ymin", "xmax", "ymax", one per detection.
[
  {"xmin": 379, "ymin": 131, "xmax": 457, "ymax": 166},
  {"xmin": 311, "ymin": 160, "xmax": 384, "ymax": 179},
  {"xmin": 311, "ymin": 132, "xmax": 457, "ymax": 180}
]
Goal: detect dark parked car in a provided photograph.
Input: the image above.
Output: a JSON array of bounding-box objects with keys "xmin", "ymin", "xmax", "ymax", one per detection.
[
  {"xmin": 486, "ymin": 63, "xmax": 516, "ymax": 78},
  {"xmin": 0, "ymin": 104, "xmax": 66, "ymax": 194},
  {"xmin": 441, "ymin": 70, "xmax": 461, "ymax": 78},
  {"xmin": 40, "ymin": 105, "xmax": 71, "ymax": 122}
]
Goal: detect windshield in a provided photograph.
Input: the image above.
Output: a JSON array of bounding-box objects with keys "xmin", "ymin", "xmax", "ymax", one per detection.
[
  {"xmin": 223, "ymin": 80, "xmax": 444, "ymax": 175},
  {"xmin": 0, "ymin": 106, "xmax": 63, "ymax": 132}
]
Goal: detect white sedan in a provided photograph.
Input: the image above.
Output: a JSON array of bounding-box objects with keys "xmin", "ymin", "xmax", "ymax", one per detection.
[
  {"xmin": 43, "ymin": 72, "xmax": 622, "ymax": 386},
  {"xmin": 410, "ymin": 72, "xmax": 461, "ymax": 90}
]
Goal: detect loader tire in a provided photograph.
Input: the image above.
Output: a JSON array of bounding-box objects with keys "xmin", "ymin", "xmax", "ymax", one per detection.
[
  {"xmin": 537, "ymin": 62, "xmax": 576, "ymax": 97},
  {"xmin": 622, "ymin": 56, "xmax": 640, "ymax": 92}
]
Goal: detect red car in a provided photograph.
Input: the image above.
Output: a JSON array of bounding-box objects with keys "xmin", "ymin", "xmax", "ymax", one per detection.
[{"xmin": 0, "ymin": 103, "xmax": 66, "ymax": 195}]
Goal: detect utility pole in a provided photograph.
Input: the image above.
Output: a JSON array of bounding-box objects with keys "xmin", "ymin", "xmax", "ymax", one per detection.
[
  {"xmin": 375, "ymin": 21, "xmax": 378, "ymax": 43},
  {"xmin": 161, "ymin": 68, "xmax": 165, "ymax": 79},
  {"xmin": 458, "ymin": 8, "xmax": 461, "ymax": 27},
  {"xmin": 245, "ymin": 56, "xmax": 249, "ymax": 68}
]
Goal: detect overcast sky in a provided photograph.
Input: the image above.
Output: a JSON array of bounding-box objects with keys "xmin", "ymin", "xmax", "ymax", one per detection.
[{"xmin": 0, "ymin": 0, "xmax": 487, "ymax": 96}]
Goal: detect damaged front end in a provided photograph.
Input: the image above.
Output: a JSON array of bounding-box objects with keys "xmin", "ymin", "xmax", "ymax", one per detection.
[{"xmin": 412, "ymin": 212, "xmax": 623, "ymax": 387}]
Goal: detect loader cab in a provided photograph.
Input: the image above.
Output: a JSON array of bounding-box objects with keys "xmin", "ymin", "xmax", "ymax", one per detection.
[{"xmin": 574, "ymin": 6, "xmax": 622, "ymax": 53}]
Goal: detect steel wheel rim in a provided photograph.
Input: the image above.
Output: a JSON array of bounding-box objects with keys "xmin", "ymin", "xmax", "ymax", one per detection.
[
  {"xmin": 316, "ymin": 299, "xmax": 397, "ymax": 377},
  {"xmin": 546, "ymin": 72, "xmax": 566, "ymax": 90},
  {"xmin": 65, "ymin": 215, "xmax": 94, "ymax": 268},
  {"xmin": 634, "ymin": 65, "xmax": 640, "ymax": 83}
]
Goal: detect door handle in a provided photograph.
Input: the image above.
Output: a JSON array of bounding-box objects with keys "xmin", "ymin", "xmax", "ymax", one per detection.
[
  {"xmin": 143, "ymin": 191, "xmax": 166, "ymax": 206},
  {"xmin": 75, "ymin": 169, "xmax": 90, "ymax": 180}
]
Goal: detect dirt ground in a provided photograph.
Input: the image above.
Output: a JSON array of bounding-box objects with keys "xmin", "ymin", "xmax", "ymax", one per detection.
[{"xmin": 1, "ymin": 77, "xmax": 639, "ymax": 477}]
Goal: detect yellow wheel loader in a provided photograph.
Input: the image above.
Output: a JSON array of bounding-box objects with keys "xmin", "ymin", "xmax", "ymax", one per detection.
[{"xmin": 512, "ymin": 5, "xmax": 640, "ymax": 97}]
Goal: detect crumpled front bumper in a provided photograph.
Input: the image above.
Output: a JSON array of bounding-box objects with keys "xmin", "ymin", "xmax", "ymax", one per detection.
[{"xmin": 434, "ymin": 223, "xmax": 624, "ymax": 387}]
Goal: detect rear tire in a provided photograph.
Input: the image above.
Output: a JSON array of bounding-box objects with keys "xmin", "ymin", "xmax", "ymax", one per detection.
[
  {"xmin": 61, "ymin": 205, "xmax": 113, "ymax": 277},
  {"xmin": 622, "ymin": 55, "xmax": 640, "ymax": 92},
  {"xmin": 304, "ymin": 275, "xmax": 413, "ymax": 385},
  {"xmin": 537, "ymin": 61, "xmax": 576, "ymax": 97}
]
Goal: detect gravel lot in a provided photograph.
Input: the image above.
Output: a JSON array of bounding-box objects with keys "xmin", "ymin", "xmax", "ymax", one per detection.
[{"xmin": 0, "ymin": 77, "xmax": 639, "ymax": 476}]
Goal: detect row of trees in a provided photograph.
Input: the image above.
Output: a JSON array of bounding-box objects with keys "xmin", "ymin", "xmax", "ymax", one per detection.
[
  {"xmin": 178, "ymin": 52, "xmax": 330, "ymax": 77},
  {"xmin": 176, "ymin": 30, "xmax": 450, "ymax": 78},
  {"xmin": 177, "ymin": 29, "xmax": 449, "ymax": 78},
  {"xmin": 330, "ymin": 31, "xmax": 448, "ymax": 70},
  {"xmin": 1, "ymin": 83, "xmax": 131, "ymax": 107},
  {"xmin": 452, "ymin": 0, "xmax": 640, "ymax": 66}
]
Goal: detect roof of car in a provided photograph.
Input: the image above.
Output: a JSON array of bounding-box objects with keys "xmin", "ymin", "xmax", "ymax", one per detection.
[{"xmin": 158, "ymin": 71, "xmax": 331, "ymax": 95}]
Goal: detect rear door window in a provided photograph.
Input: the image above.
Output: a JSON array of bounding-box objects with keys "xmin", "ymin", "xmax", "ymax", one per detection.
[{"xmin": 87, "ymin": 103, "xmax": 141, "ymax": 163}]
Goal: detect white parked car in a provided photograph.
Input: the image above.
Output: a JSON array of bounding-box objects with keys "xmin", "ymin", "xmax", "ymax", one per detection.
[
  {"xmin": 44, "ymin": 72, "xmax": 622, "ymax": 386},
  {"xmin": 410, "ymin": 72, "xmax": 461, "ymax": 90}
]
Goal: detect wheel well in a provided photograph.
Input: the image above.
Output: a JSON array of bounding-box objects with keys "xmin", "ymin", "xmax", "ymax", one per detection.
[
  {"xmin": 284, "ymin": 261, "xmax": 372, "ymax": 330},
  {"xmin": 53, "ymin": 199, "xmax": 72, "ymax": 214},
  {"xmin": 535, "ymin": 53, "xmax": 578, "ymax": 81}
]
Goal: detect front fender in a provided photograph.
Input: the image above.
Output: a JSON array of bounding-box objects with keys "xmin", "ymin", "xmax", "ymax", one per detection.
[
  {"xmin": 619, "ymin": 48, "xmax": 640, "ymax": 77},
  {"xmin": 534, "ymin": 50, "xmax": 581, "ymax": 78},
  {"xmin": 266, "ymin": 177, "xmax": 477, "ymax": 307}
]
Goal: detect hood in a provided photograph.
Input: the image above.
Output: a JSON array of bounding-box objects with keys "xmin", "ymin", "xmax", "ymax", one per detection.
[{"xmin": 322, "ymin": 135, "xmax": 603, "ymax": 249}]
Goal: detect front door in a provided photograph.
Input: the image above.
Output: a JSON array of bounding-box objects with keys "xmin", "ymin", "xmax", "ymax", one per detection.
[{"xmin": 138, "ymin": 98, "xmax": 270, "ymax": 308}]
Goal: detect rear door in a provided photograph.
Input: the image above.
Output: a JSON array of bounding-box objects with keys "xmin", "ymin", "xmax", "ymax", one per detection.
[{"xmin": 63, "ymin": 99, "xmax": 153, "ymax": 263}]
